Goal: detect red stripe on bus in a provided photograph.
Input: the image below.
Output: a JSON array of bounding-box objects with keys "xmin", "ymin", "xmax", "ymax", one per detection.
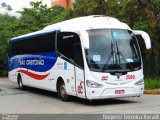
[{"xmin": 17, "ymin": 70, "xmax": 49, "ymax": 80}]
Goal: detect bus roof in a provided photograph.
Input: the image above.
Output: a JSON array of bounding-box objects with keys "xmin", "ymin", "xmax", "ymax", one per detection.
[
  {"xmin": 11, "ymin": 15, "xmax": 131, "ymax": 41},
  {"xmin": 43, "ymin": 15, "xmax": 130, "ymax": 31},
  {"xmin": 44, "ymin": 15, "xmax": 131, "ymax": 32}
]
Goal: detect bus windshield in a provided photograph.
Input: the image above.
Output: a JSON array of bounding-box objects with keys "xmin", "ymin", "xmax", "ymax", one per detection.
[{"xmin": 85, "ymin": 29, "xmax": 141, "ymax": 72}]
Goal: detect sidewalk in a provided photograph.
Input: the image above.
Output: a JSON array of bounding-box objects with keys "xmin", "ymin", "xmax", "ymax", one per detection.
[{"xmin": 144, "ymin": 89, "xmax": 160, "ymax": 95}]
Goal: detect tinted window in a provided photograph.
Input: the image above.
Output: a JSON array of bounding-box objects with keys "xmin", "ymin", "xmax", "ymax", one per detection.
[
  {"xmin": 9, "ymin": 32, "xmax": 56, "ymax": 55},
  {"xmin": 57, "ymin": 32, "xmax": 84, "ymax": 68},
  {"xmin": 57, "ymin": 32, "xmax": 80, "ymax": 60}
]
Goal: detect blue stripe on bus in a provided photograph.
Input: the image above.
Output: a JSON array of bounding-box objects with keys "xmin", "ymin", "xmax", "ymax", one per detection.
[
  {"xmin": 11, "ymin": 30, "xmax": 60, "ymax": 42},
  {"xmin": 8, "ymin": 52, "xmax": 58, "ymax": 72}
]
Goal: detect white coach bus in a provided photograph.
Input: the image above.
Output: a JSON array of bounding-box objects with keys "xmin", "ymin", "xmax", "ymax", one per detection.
[{"xmin": 8, "ymin": 15, "xmax": 151, "ymax": 101}]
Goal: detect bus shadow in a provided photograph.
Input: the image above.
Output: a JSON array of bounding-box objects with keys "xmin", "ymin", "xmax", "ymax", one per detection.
[
  {"xmin": 14, "ymin": 86, "xmax": 139, "ymax": 106},
  {"xmin": 14, "ymin": 86, "xmax": 59, "ymax": 100},
  {"xmin": 73, "ymin": 97, "xmax": 139, "ymax": 106}
]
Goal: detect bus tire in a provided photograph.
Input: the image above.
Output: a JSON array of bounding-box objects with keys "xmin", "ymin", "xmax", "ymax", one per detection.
[
  {"xmin": 17, "ymin": 74, "xmax": 24, "ymax": 90},
  {"xmin": 57, "ymin": 80, "xmax": 69, "ymax": 101}
]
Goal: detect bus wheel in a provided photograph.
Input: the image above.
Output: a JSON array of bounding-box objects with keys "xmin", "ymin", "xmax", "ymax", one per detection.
[
  {"xmin": 18, "ymin": 75, "xmax": 24, "ymax": 90},
  {"xmin": 57, "ymin": 80, "xmax": 69, "ymax": 101}
]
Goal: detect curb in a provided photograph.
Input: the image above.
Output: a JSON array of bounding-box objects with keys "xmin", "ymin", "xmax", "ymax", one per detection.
[{"xmin": 144, "ymin": 90, "xmax": 160, "ymax": 95}]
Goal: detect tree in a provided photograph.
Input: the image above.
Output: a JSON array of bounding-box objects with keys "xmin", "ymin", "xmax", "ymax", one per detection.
[
  {"xmin": 1, "ymin": 2, "xmax": 12, "ymax": 11},
  {"xmin": 17, "ymin": 1, "xmax": 65, "ymax": 32},
  {"xmin": 72, "ymin": 0, "xmax": 97, "ymax": 16},
  {"xmin": 0, "ymin": 13, "xmax": 16, "ymax": 76}
]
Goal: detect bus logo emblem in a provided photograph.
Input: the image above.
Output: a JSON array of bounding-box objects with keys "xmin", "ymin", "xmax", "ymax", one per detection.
[{"xmin": 115, "ymin": 73, "xmax": 122, "ymax": 79}]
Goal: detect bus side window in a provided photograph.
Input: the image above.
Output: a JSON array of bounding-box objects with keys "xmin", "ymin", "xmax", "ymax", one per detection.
[
  {"xmin": 10, "ymin": 32, "xmax": 56, "ymax": 55},
  {"xmin": 57, "ymin": 32, "xmax": 84, "ymax": 68},
  {"xmin": 57, "ymin": 32, "xmax": 75, "ymax": 60}
]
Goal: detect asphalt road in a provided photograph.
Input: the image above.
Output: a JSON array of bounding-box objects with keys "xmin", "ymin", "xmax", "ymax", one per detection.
[{"xmin": 0, "ymin": 77, "xmax": 160, "ymax": 115}]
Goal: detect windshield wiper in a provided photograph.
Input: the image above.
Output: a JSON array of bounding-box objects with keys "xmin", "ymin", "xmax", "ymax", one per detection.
[
  {"xmin": 115, "ymin": 41, "xmax": 135, "ymax": 71},
  {"xmin": 102, "ymin": 40, "xmax": 115, "ymax": 71}
]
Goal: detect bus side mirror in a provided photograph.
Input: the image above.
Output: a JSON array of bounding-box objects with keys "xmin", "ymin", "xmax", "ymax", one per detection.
[
  {"xmin": 80, "ymin": 31, "xmax": 90, "ymax": 49},
  {"xmin": 132, "ymin": 30, "xmax": 151, "ymax": 49}
]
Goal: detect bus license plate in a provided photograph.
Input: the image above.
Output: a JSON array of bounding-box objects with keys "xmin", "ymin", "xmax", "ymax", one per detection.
[{"xmin": 115, "ymin": 90, "xmax": 125, "ymax": 94}]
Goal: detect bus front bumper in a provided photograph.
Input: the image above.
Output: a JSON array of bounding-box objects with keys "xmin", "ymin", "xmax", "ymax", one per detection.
[{"xmin": 86, "ymin": 86, "xmax": 144, "ymax": 100}]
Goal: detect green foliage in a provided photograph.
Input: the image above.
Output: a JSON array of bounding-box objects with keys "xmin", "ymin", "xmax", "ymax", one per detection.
[
  {"xmin": 73, "ymin": 0, "xmax": 98, "ymax": 16},
  {"xmin": 145, "ymin": 77, "xmax": 160, "ymax": 89},
  {"xmin": 0, "ymin": 12, "xmax": 16, "ymax": 76},
  {"xmin": 51, "ymin": 8, "xmax": 73, "ymax": 23},
  {"xmin": 15, "ymin": 1, "xmax": 65, "ymax": 35}
]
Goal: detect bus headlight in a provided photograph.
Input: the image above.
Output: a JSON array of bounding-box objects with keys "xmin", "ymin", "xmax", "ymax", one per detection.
[
  {"xmin": 86, "ymin": 80, "xmax": 103, "ymax": 88},
  {"xmin": 134, "ymin": 79, "xmax": 144, "ymax": 86}
]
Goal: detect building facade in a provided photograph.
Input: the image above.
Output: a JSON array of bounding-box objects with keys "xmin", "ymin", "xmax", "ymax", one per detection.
[{"xmin": 51, "ymin": 0, "xmax": 75, "ymax": 8}]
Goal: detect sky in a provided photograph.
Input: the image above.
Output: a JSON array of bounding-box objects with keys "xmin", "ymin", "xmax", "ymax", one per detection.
[{"xmin": 0, "ymin": 0, "xmax": 51, "ymax": 16}]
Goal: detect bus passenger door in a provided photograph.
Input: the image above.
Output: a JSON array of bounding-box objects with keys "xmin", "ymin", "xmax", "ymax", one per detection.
[{"xmin": 74, "ymin": 43, "xmax": 86, "ymax": 98}]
